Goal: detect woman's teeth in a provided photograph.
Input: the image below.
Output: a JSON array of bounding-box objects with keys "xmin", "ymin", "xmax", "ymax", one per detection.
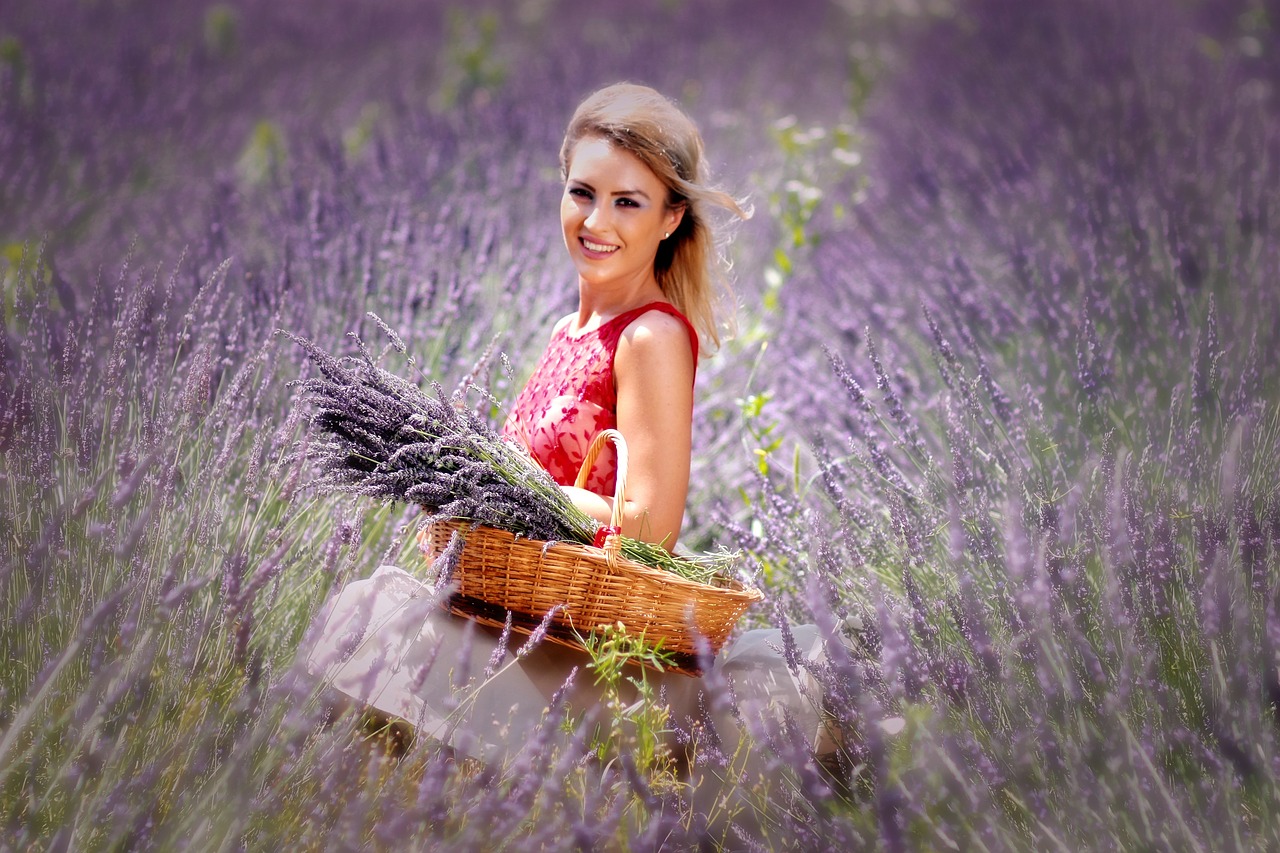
[{"xmin": 583, "ymin": 239, "xmax": 616, "ymax": 253}]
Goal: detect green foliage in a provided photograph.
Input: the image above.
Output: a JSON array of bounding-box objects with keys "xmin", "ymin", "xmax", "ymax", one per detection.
[
  {"xmin": 580, "ymin": 622, "xmax": 686, "ymax": 843},
  {"xmin": 768, "ymin": 117, "xmax": 866, "ymax": 253},
  {"xmin": 1, "ymin": 242, "xmax": 54, "ymax": 330},
  {"xmin": 235, "ymin": 120, "xmax": 287, "ymax": 188},
  {"xmin": 430, "ymin": 9, "xmax": 507, "ymax": 112},
  {"xmin": 202, "ymin": 4, "xmax": 240, "ymax": 60},
  {"xmin": 0, "ymin": 34, "xmax": 34, "ymax": 108},
  {"xmin": 342, "ymin": 102, "xmax": 384, "ymax": 164},
  {"xmin": 582, "ymin": 622, "xmax": 679, "ymax": 769},
  {"xmin": 743, "ymin": 117, "xmax": 868, "ymax": 348}
]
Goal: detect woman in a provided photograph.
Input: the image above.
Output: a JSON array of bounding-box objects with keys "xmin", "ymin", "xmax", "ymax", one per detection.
[
  {"xmin": 501, "ymin": 82, "xmax": 739, "ymax": 550},
  {"xmin": 305, "ymin": 83, "xmax": 836, "ymax": 775}
]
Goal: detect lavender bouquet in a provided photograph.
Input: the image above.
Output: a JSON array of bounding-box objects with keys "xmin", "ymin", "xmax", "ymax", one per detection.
[{"xmin": 284, "ymin": 330, "xmax": 732, "ymax": 585}]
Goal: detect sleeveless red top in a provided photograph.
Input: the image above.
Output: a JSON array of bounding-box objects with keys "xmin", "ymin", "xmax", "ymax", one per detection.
[{"xmin": 502, "ymin": 302, "xmax": 699, "ymax": 496}]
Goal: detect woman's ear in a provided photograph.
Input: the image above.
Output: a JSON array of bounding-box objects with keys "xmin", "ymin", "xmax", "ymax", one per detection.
[{"xmin": 664, "ymin": 202, "xmax": 687, "ymax": 238}]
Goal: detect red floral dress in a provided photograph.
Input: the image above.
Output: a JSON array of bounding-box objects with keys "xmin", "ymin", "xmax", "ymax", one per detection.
[{"xmin": 502, "ymin": 301, "xmax": 699, "ymax": 496}]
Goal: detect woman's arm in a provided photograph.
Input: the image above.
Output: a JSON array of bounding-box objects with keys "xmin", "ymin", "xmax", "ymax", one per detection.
[{"xmin": 562, "ymin": 310, "xmax": 695, "ymax": 550}]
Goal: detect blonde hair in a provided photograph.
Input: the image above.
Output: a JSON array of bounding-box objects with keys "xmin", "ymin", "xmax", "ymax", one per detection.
[{"xmin": 560, "ymin": 82, "xmax": 750, "ymax": 353}]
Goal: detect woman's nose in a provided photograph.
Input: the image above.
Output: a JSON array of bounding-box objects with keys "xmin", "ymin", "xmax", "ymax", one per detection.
[{"xmin": 584, "ymin": 203, "xmax": 610, "ymax": 231}]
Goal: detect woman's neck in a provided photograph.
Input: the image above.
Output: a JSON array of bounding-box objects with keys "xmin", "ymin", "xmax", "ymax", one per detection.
[{"xmin": 574, "ymin": 276, "xmax": 666, "ymax": 333}]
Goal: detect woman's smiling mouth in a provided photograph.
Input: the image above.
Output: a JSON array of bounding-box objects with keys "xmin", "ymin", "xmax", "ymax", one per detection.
[{"xmin": 580, "ymin": 237, "xmax": 618, "ymax": 257}]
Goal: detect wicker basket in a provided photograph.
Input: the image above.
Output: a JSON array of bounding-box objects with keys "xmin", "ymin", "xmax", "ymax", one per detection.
[{"xmin": 417, "ymin": 429, "xmax": 762, "ymax": 675}]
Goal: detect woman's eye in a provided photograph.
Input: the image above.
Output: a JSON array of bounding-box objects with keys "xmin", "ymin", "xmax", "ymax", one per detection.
[
  {"xmin": 616, "ymin": 198, "xmax": 638, "ymax": 208},
  {"xmin": 568, "ymin": 187, "xmax": 591, "ymax": 200}
]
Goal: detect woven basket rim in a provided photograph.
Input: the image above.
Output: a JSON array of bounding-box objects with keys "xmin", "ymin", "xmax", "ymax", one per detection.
[{"xmin": 426, "ymin": 516, "xmax": 764, "ymax": 601}]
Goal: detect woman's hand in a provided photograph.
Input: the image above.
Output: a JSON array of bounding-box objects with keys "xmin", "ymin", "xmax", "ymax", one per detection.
[{"xmin": 564, "ymin": 309, "xmax": 694, "ymax": 550}]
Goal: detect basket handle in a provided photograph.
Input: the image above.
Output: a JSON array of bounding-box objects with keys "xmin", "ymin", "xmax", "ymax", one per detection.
[{"xmin": 574, "ymin": 428, "xmax": 627, "ymax": 536}]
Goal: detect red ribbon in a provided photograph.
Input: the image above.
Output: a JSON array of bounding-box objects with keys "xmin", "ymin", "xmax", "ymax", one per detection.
[{"xmin": 593, "ymin": 525, "xmax": 621, "ymax": 548}]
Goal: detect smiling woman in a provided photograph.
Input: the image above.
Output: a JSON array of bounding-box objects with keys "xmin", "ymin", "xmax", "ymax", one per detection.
[
  {"xmin": 556, "ymin": 83, "xmax": 748, "ymax": 353},
  {"xmin": 503, "ymin": 82, "xmax": 749, "ymax": 547},
  {"xmin": 521, "ymin": 130, "xmax": 696, "ymax": 546},
  {"xmin": 306, "ymin": 85, "xmax": 841, "ymax": 802}
]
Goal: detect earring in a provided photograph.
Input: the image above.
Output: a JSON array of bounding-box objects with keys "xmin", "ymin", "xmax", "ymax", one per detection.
[{"xmin": 663, "ymin": 232, "xmax": 670, "ymax": 239}]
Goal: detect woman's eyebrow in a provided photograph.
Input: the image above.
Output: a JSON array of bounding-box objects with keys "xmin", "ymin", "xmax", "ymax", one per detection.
[{"xmin": 568, "ymin": 179, "xmax": 650, "ymax": 201}]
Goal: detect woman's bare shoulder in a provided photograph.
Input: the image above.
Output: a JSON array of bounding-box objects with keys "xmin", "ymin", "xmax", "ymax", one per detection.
[
  {"xmin": 616, "ymin": 309, "xmax": 696, "ymax": 383},
  {"xmin": 619, "ymin": 308, "xmax": 693, "ymax": 354}
]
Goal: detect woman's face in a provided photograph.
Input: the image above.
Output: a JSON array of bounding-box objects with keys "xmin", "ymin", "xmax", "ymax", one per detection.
[{"xmin": 560, "ymin": 136, "xmax": 684, "ymax": 293}]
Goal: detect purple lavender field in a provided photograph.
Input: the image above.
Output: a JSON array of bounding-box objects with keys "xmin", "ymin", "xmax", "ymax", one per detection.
[{"xmin": 3, "ymin": 0, "xmax": 1279, "ymax": 848}]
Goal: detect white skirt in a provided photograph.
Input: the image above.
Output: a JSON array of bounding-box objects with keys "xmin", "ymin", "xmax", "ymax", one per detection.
[{"xmin": 303, "ymin": 565, "xmax": 837, "ymax": 765}]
